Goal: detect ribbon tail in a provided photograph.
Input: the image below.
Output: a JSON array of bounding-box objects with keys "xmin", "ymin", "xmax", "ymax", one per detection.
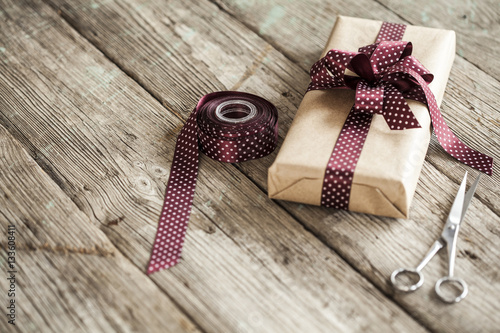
[
  {"xmin": 383, "ymin": 84, "xmax": 421, "ymax": 130},
  {"xmin": 409, "ymin": 70, "xmax": 493, "ymax": 175},
  {"xmin": 403, "ymin": 85, "xmax": 427, "ymax": 104},
  {"xmin": 147, "ymin": 109, "xmax": 200, "ymax": 274}
]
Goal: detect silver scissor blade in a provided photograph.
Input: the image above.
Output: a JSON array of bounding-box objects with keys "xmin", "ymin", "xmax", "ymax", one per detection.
[
  {"xmin": 460, "ymin": 174, "xmax": 481, "ymax": 225},
  {"xmin": 446, "ymin": 172, "xmax": 468, "ymax": 226}
]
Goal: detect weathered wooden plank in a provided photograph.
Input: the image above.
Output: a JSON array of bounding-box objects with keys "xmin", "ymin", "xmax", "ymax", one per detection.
[
  {"xmin": 212, "ymin": 0, "xmax": 500, "ymax": 79},
  {"xmin": 429, "ymin": 55, "xmax": 500, "ymax": 210},
  {"xmin": 39, "ymin": 0, "xmax": 500, "ymax": 331},
  {"xmin": 375, "ymin": 0, "xmax": 500, "ymax": 79},
  {"xmin": 0, "ymin": 1, "xmax": 428, "ymax": 332},
  {"xmin": 278, "ymin": 165, "xmax": 500, "ymax": 332},
  {"xmin": 0, "ymin": 126, "xmax": 199, "ymax": 333},
  {"xmin": 214, "ymin": 0, "xmax": 401, "ymax": 69}
]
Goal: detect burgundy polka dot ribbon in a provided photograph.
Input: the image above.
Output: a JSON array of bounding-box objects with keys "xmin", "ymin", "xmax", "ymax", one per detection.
[
  {"xmin": 147, "ymin": 91, "xmax": 278, "ymax": 274},
  {"xmin": 307, "ymin": 21, "xmax": 493, "ymax": 210}
]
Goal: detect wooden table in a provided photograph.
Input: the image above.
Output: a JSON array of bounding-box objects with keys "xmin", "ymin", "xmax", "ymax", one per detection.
[{"xmin": 0, "ymin": 0, "xmax": 498, "ymax": 332}]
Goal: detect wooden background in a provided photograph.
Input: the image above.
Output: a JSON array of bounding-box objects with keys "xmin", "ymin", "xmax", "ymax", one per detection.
[{"xmin": 0, "ymin": 0, "xmax": 498, "ymax": 332}]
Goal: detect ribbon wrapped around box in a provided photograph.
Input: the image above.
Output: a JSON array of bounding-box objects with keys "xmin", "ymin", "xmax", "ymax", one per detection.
[{"xmin": 268, "ymin": 16, "xmax": 492, "ymax": 218}]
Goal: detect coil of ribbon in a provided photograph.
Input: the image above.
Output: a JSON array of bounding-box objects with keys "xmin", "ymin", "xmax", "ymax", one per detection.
[
  {"xmin": 307, "ymin": 22, "xmax": 493, "ymax": 210},
  {"xmin": 147, "ymin": 91, "xmax": 278, "ymax": 274}
]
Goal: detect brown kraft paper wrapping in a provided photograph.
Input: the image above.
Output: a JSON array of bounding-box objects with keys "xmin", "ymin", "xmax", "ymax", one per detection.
[{"xmin": 268, "ymin": 16, "xmax": 456, "ymax": 218}]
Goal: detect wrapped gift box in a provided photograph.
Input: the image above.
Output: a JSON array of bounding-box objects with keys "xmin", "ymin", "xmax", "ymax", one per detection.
[{"xmin": 268, "ymin": 16, "xmax": 456, "ymax": 218}]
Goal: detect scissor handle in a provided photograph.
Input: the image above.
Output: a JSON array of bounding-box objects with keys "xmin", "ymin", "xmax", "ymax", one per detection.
[
  {"xmin": 435, "ymin": 276, "xmax": 468, "ymax": 303},
  {"xmin": 390, "ymin": 268, "xmax": 424, "ymax": 292}
]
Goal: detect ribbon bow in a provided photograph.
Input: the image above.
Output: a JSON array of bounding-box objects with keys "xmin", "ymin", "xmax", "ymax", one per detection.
[
  {"xmin": 309, "ymin": 41, "xmax": 433, "ymax": 130},
  {"xmin": 308, "ymin": 41, "xmax": 493, "ymax": 175}
]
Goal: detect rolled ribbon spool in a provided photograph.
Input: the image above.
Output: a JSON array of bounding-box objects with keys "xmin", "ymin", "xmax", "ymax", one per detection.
[{"xmin": 147, "ymin": 91, "xmax": 278, "ymax": 274}]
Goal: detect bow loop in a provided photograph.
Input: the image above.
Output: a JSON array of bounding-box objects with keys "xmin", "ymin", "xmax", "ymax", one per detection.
[
  {"xmin": 383, "ymin": 84, "xmax": 421, "ymax": 130},
  {"xmin": 309, "ymin": 49, "xmax": 357, "ymax": 90},
  {"xmin": 349, "ymin": 53, "xmax": 377, "ymax": 82},
  {"xmin": 369, "ymin": 41, "xmax": 413, "ymax": 75},
  {"xmin": 352, "ymin": 81, "xmax": 422, "ymax": 130}
]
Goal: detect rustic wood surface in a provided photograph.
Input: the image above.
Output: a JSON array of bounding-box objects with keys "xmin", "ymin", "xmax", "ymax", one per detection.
[{"xmin": 0, "ymin": 0, "xmax": 498, "ymax": 332}]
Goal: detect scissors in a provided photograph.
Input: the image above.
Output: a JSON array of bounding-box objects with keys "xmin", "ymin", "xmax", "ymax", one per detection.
[{"xmin": 390, "ymin": 172, "xmax": 480, "ymax": 303}]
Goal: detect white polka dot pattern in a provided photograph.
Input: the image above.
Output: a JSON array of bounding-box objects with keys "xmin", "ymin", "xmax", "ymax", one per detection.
[
  {"xmin": 321, "ymin": 108, "xmax": 372, "ymax": 209},
  {"xmin": 375, "ymin": 22, "xmax": 407, "ymax": 43},
  {"xmin": 147, "ymin": 92, "xmax": 278, "ymax": 274},
  {"xmin": 307, "ymin": 21, "xmax": 493, "ymax": 211}
]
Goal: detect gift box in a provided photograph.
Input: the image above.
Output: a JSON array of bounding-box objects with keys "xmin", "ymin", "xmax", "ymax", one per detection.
[{"xmin": 268, "ymin": 16, "xmax": 457, "ymax": 218}]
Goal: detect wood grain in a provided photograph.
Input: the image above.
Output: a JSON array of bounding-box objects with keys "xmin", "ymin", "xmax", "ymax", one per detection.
[
  {"xmin": 376, "ymin": 0, "xmax": 500, "ymax": 79},
  {"xmin": 37, "ymin": 0, "xmax": 500, "ymax": 331},
  {"xmin": 0, "ymin": 1, "xmax": 429, "ymax": 332},
  {"xmin": 212, "ymin": 0, "xmax": 500, "ymax": 78},
  {"xmin": 0, "ymin": 126, "xmax": 199, "ymax": 333}
]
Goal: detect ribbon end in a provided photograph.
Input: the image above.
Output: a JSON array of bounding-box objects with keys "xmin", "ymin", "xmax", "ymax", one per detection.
[
  {"xmin": 146, "ymin": 266, "xmax": 157, "ymax": 275},
  {"xmin": 405, "ymin": 121, "xmax": 422, "ymax": 130},
  {"xmin": 452, "ymin": 150, "xmax": 493, "ymax": 177},
  {"xmin": 146, "ymin": 257, "xmax": 180, "ymax": 275}
]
